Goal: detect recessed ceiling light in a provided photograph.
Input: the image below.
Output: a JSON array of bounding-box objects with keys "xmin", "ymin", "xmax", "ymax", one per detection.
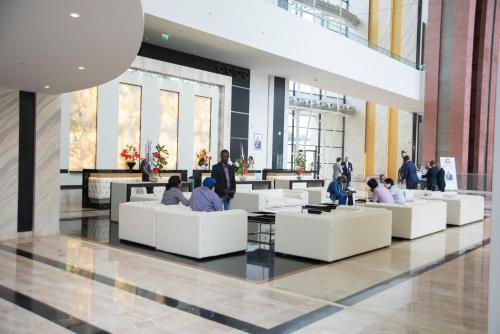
[
  {"xmin": 78, "ymin": 66, "xmax": 85, "ymax": 70},
  {"xmin": 44, "ymin": 85, "xmax": 50, "ymax": 89},
  {"xmin": 161, "ymin": 33, "xmax": 169, "ymax": 41},
  {"xmin": 70, "ymin": 13, "xmax": 80, "ymax": 18}
]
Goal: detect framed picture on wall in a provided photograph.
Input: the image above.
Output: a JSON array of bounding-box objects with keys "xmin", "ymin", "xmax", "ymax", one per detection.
[{"xmin": 254, "ymin": 133, "xmax": 262, "ymax": 150}]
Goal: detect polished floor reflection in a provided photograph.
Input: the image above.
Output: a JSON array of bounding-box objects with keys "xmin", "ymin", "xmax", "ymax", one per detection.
[{"xmin": 0, "ymin": 191, "xmax": 491, "ymax": 333}]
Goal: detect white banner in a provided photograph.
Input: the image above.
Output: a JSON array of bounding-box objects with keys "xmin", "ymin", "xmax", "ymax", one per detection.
[{"xmin": 440, "ymin": 157, "xmax": 458, "ymax": 191}]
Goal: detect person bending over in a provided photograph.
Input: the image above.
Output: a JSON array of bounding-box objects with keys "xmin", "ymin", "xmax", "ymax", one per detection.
[
  {"xmin": 191, "ymin": 177, "xmax": 223, "ymax": 212},
  {"xmin": 367, "ymin": 178, "xmax": 394, "ymax": 203},
  {"xmin": 383, "ymin": 178, "xmax": 405, "ymax": 204},
  {"xmin": 327, "ymin": 176, "xmax": 348, "ymax": 205},
  {"xmin": 161, "ymin": 176, "xmax": 190, "ymax": 206}
]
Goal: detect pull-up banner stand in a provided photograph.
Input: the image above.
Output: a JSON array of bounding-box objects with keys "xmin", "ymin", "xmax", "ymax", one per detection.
[{"xmin": 439, "ymin": 157, "xmax": 458, "ymax": 191}]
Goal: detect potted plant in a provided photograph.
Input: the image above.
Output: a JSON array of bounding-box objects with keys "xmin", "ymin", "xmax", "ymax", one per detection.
[
  {"xmin": 149, "ymin": 144, "xmax": 169, "ymax": 182},
  {"xmin": 234, "ymin": 157, "xmax": 249, "ymax": 181},
  {"xmin": 294, "ymin": 152, "xmax": 306, "ymax": 180},
  {"xmin": 120, "ymin": 145, "xmax": 140, "ymax": 171}
]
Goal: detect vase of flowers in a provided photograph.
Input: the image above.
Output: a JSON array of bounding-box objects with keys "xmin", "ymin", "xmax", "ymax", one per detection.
[
  {"xmin": 149, "ymin": 144, "xmax": 169, "ymax": 182},
  {"xmin": 234, "ymin": 157, "xmax": 249, "ymax": 181},
  {"xmin": 120, "ymin": 145, "xmax": 140, "ymax": 171},
  {"xmin": 195, "ymin": 148, "xmax": 212, "ymax": 169},
  {"xmin": 294, "ymin": 152, "xmax": 306, "ymax": 180}
]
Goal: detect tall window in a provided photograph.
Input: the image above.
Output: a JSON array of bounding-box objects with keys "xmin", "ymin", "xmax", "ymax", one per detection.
[
  {"xmin": 117, "ymin": 83, "xmax": 142, "ymax": 169},
  {"xmin": 69, "ymin": 87, "xmax": 98, "ymax": 171},
  {"xmin": 193, "ymin": 96, "xmax": 212, "ymax": 168},
  {"xmin": 159, "ymin": 90, "xmax": 179, "ymax": 169}
]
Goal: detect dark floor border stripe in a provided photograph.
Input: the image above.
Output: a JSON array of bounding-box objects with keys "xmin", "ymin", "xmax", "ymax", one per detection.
[
  {"xmin": 269, "ymin": 305, "xmax": 342, "ymax": 334},
  {"xmin": 335, "ymin": 237, "xmax": 491, "ymax": 306},
  {"xmin": 0, "ymin": 284, "xmax": 109, "ymax": 334},
  {"xmin": 0, "ymin": 244, "xmax": 268, "ymax": 334},
  {"xmin": 60, "ymin": 215, "xmax": 111, "ymax": 222}
]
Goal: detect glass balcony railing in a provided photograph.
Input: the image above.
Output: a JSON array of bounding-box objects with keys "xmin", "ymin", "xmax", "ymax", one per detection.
[{"xmin": 265, "ymin": 0, "xmax": 423, "ymax": 70}]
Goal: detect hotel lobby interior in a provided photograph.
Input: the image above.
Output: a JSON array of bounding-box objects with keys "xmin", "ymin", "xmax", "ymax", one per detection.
[{"xmin": 1, "ymin": 0, "xmax": 500, "ymax": 333}]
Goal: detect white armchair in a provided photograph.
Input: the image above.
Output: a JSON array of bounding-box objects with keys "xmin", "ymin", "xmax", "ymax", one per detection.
[{"xmin": 231, "ymin": 189, "xmax": 308, "ymax": 212}]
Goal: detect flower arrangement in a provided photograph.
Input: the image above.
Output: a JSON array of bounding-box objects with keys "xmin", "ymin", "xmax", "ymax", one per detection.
[
  {"xmin": 149, "ymin": 144, "xmax": 169, "ymax": 175},
  {"xmin": 120, "ymin": 145, "xmax": 140, "ymax": 163},
  {"xmin": 234, "ymin": 157, "xmax": 249, "ymax": 179},
  {"xmin": 196, "ymin": 148, "xmax": 212, "ymax": 168},
  {"xmin": 294, "ymin": 152, "xmax": 306, "ymax": 179}
]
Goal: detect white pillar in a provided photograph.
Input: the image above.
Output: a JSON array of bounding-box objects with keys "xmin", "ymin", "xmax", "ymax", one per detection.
[{"xmin": 488, "ymin": 32, "xmax": 500, "ymax": 333}]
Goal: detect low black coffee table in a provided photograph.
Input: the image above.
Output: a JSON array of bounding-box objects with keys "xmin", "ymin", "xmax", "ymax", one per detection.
[
  {"xmin": 248, "ymin": 211, "xmax": 276, "ymax": 245},
  {"xmin": 302, "ymin": 204, "xmax": 338, "ymax": 214}
]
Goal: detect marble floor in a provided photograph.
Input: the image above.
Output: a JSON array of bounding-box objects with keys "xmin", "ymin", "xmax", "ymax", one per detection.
[{"xmin": 0, "ymin": 191, "xmax": 491, "ymax": 333}]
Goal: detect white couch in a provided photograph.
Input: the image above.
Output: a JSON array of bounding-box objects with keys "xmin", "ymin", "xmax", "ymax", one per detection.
[
  {"xmin": 365, "ymin": 200, "xmax": 447, "ymax": 239},
  {"xmin": 231, "ymin": 189, "xmax": 308, "ymax": 212},
  {"xmin": 118, "ymin": 201, "xmax": 247, "ymax": 258},
  {"xmin": 275, "ymin": 207, "xmax": 392, "ymax": 262},
  {"xmin": 402, "ymin": 190, "xmax": 484, "ymax": 225},
  {"xmin": 88, "ymin": 176, "xmax": 171, "ymax": 200},
  {"xmin": 130, "ymin": 192, "xmax": 191, "ymax": 202}
]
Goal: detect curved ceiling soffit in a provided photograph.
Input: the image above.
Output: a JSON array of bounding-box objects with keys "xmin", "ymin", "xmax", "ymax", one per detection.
[{"xmin": 0, "ymin": 0, "xmax": 144, "ymax": 94}]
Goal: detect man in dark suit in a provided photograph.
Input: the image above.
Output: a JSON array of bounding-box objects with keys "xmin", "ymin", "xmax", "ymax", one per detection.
[
  {"xmin": 436, "ymin": 162, "xmax": 446, "ymax": 192},
  {"xmin": 426, "ymin": 160, "xmax": 438, "ymax": 191},
  {"xmin": 402, "ymin": 155, "xmax": 419, "ymax": 189},
  {"xmin": 341, "ymin": 156, "xmax": 353, "ymax": 187},
  {"xmin": 211, "ymin": 149, "xmax": 236, "ymax": 210}
]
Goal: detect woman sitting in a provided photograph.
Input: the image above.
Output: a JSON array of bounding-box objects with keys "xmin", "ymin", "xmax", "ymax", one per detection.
[
  {"xmin": 161, "ymin": 176, "xmax": 190, "ymax": 206},
  {"xmin": 367, "ymin": 178, "xmax": 394, "ymax": 204}
]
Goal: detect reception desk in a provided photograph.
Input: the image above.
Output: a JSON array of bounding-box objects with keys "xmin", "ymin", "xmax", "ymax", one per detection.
[
  {"xmin": 191, "ymin": 169, "xmax": 263, "ymax": 188},
  {"xmin": 82, "ymin": 169, "xmax": 187, "ymax": 209},
  {"xmin": 110, "ymin": 181, "xmax": 192, "ymax": 222}
]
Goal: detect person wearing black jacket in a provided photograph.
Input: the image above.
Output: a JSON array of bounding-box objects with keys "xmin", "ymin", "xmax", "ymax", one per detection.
[
  {"xmin": 426, "ymin": 160, "xmax": 438, "ymax": 191},
  {"xmin": 436, "ymin": 162, "xmax": 446, "ymax": 192},
  {"xmin": 211, "ymin": 149, "xmax": 236, "ymax": 210},
  {"xmin": 341, "ymin": 156, "xmax": 353, "ymax": 187}
]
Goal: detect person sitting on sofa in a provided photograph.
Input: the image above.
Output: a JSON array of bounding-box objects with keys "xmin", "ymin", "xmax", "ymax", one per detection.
[
  {"xmin": 161, "ymin": 176, "xmax": 190, "ymax": 207},
  {"xmin": 191, "ymin": 177, "xmax": 223, "ymax": 212},
  {"xmin": 327, "ymin": 176, "xmax": 348, "ymax": 205},
  {"xmin": 367, "ymin": 178, "xmax": 394, "ymax": 204},
  {"xmin": 383, "ymin": 178, "xmax": 405, "ymax": 204}
]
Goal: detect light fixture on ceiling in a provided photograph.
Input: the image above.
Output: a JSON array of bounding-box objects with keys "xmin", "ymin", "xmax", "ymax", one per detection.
[
  {"xmin": 70, "ymin": 13, "xmax": 80, "ymax": 18},
  {"xmin": 78, "ymin": 66, "xmax": 85, "ymax": 70},
  {"xmin": 44, "ymin": 85, "xmax": 50, "ymax": 89}
]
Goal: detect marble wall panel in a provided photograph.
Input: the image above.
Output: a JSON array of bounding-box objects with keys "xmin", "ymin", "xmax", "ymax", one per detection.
[
  {"xmin": 34, "ymin": 94, "xmax": 61, "ymax": 237},
  {"xmin": 398, "ymin": 110, "xmax": 414, "ymax": 165},
  {"xmin": 401, "ymin": 0, "xmax": 418, "ymax": 63},
  {"xmin": 378, "ymin": 0, "xmax": 393, "ymax": 50},
  {"xmin": 344, "ymin": 97, "xmax": 366, "ymax": 176},
  {"xmin": 374, "ymin": 105, "xmax": 389, "ymax": 176},
  {"xmin": 0, "ymin": 89, "xmax": 19, "ymax": 241}
]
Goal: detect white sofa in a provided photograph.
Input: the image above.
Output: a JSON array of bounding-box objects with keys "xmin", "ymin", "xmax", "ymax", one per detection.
[
  {"xmin": 305, "ymin": 187, "xmax": 330, "ymax": 204},
  {"xmin": 130, "ymin": 192, "xmax": 191, "ymax": 202},
  {"xmin": 402, "ymin": 190, "xmax": 484, "ymax": 225},
  {"xmin": 88, "ymin": 176, "xmax": 171, "ymax": 201},
  {"xmin": 118, "ymin": 201, "xmax": 247, "ymax": 258},
  {"xmin": 365, "ymin": 200, "xmax": 447, "ymax": 239},
  {"xmin": 275, "ymin": 207, "xmax": 392, "ymax": 262},
  {"xmin": 231, "ymin": 189, "xmax": 308, "ymax": 212}
]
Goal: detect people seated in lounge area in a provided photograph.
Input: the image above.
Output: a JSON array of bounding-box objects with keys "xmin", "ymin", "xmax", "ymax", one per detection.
[
  {"xmin": 161, "ymin": 176, "xmax": 190, "ymax": 206},
  {"xmin": 383, "ymin": 178, "xmax": 405, "ymax": 204},
  {"xmin": 191, "ymin": 177, "xmax": 223, "ymax": 212},
  {"xmin": 367, "ymin": 178, "xmax": 394, "ymax": 203},
  {"xmin": 327, "ymin": 176, "xmax": 348, "ymax": 205}
]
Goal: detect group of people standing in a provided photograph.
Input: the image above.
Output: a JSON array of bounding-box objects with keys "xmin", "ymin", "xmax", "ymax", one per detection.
[
  {"xmin": 400, "ymin": 156, "xmax": 446, "ymax": 191},
  {"xmin": 158, "ymin": 149, "xmax": 237, "ymax": 212}
]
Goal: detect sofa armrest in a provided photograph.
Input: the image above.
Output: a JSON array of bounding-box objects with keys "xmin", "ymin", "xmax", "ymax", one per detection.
[{"xmin": 231, "ymin": 192, "xmax": 261, "ymax": 212}]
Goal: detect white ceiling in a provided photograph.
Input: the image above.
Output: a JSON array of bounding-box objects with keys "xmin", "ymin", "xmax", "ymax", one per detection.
[
  {"xmin": 143, "ymin": 14, "xmax": 423, "ymax": 112},
  {"xmin": 0, "ymin": 0, "xmax": 144, "ymax": 94}
]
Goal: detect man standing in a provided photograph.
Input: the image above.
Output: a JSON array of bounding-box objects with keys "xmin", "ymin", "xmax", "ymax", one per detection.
[
  {"xmin": 402, "ymin": 155, "xmax": 419, "ymax": 190},
  {"xmin": 426, "ymin": 160, "xmax": 438, "ymax": 191},
  {"xmin": 341, "ymin": 156, "xmax": 353, "ymax": 187},
  {"xmin": 332, "ymin": 157, "xmax": 343, "ymax": 180},
  {"xmin": 436, "ymin": 162, "xmax": 446, "ymax": 192},
  {"xmin": 211, "ymin": 149, "xmax": 236, "ymax": 210}
]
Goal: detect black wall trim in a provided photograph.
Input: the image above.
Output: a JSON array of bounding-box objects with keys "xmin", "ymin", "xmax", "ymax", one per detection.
[
  {"xmin": 61, "ymin": 185, "xmax": 82, "ymax": 190},
  {"xmin": 272, "ymin": 77, "xmax": 286, "ymax": 169},
  {"xmin": 18, "ymin": 91, "xmax": 36, "ymax": 233},
  {"xmin": 416, "ymin": 0, "xmax": 423, "ymax": 68}
]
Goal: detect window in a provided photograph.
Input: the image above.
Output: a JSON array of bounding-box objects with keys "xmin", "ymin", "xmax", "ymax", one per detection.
[
  {"xmin": 117, "ymin": 83, "xmax": 142, "ymax": 169},
  {"xmin": 68, "ymin": 87, "xmax": 98, "ymax": 171},
  {"xmin": 193, "ymin": 96, "xmax": 212, "ymax": 168},
  {"xmin": 159, "ymin": 90, "xmax": 179, "ymax": 169}
]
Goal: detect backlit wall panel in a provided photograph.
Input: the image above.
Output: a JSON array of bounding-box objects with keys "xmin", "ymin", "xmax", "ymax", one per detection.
[
  {"xmin": 69, "ymin": 87, "xmax": 97, "ymax": 171},
  {"xmin": 159, "ymin": 90, "xmax": 179, "ymax": 169},
  {"xmin": 117, "ymin": 83, "xmax": 142, "ymax": 168},
  {"xmin": 193, "ymin": 96, "xmax": 212, "ymax": 167}
]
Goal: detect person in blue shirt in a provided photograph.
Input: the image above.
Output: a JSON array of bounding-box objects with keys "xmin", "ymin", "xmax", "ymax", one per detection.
[
  {"xmin": 191, "ymin": 177, "xmax": 223, "ymax": 212},
  {"xmin": 327, "ymin": 176, "xmax": 348, "ymax": 205},
  {"xmin": 383, "ymin": 178, "xmax": 405, "ymax": 204},
  {"xmin": 401, "ymin": 155, "xmax": 419, "ymax": 190}
]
